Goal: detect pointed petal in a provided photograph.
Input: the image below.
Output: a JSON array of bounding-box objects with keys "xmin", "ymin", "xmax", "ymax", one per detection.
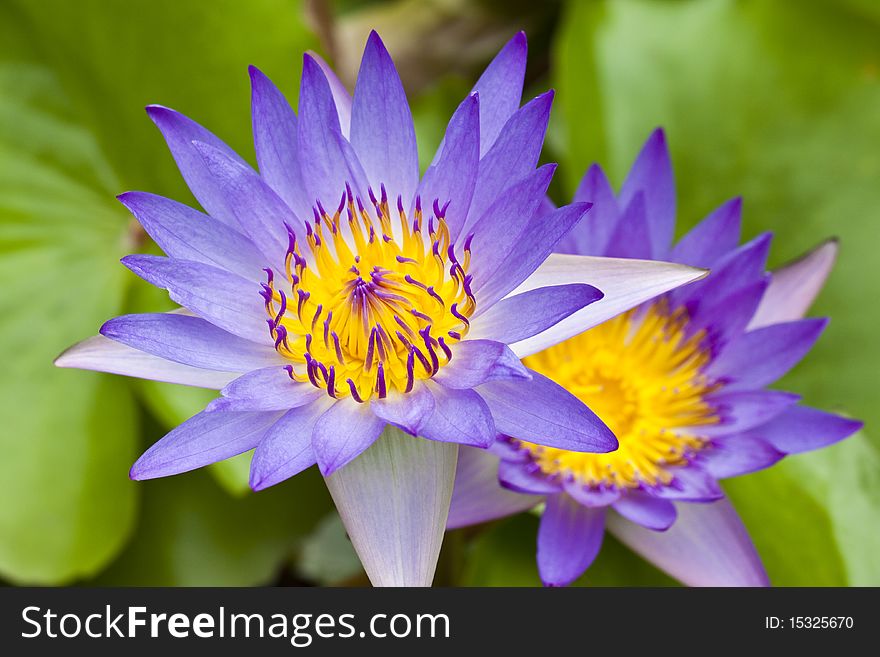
[
  {"xmin": 705, "ymin": 318, "xmax": 828, "ymax": 390},
  {"xmin": 324, "ymin": 425, "xmax": 458, "ymax": 586},
  {"xmin": 749, "ymin": 239, "xmax": 838, "ymax": 329},
  {"xmin": 432, "ymin": 340, "xmax": 529, "ymax": 389},
  {"xmin": 612, "ymin": 493, "xmax": 677, "ymax": 530},
  {"xmin": 298, "ymin": 54, "xmax": 369, "ymax": 208},
  {"xmin": 312, "ymin": 400, "xmax": 386, "ymax": 476},
  {"xmin": 307, "ymin": 51, "xmax": 352, "ymax": 137},
  {"xmin": 603, "ymin": 192, "xmax": 653, "ymax": 259},
  {"xmin": 686, "ymin": 277, "xmax": 769, "ymax": 352},
  {"xmin": 249, "ymin": 399, "xmax": 333, "ymax": 490},
  {"xmin": 468, "ymin": 164, "xmax": 555, "ymax": 291},
  {"xmin": 471, "ymin": 31, "xmax": 527, "ymax": 154},
  {"xmin": 131, "ymin": 410, "xmax": 282, "ymax": 480},
  {"xmin": 249, "ymin": 66, "xmax": 309, "ymax": 219},
  {"xmin": 538, "ymin": 495, "xmax": 606, "ymax": 587},
  {"xmin": 207, "ymin": 366, "xmax": 323, "ymax": 412},
  {"xmin": 100, "ymin": 313, "xmax": 281, "ymax": 372},
  {"xmin": 670, "ymin": 197, "xmax": 742, "ymax": 268},
  {"xmin": 653, "ymin": 466, "xmax": 724, "ymax": 502},
  {"xmin": 702, "ymin": 389, "xmax": 801, "ymax": 436},
  {"xmin": 121, "ymin": 255, "xmax": 268, "ymax": 343},
  {"xmin": 350, "ymin": 31, "xmax": 419, "ymax": 204},
  {"xmin": 416, "ymin": 93, "xmax": 480, "ymax": 241},
  {"xmin": 608, "ymin": 497, "xmax": 770, "ymax": 586},
  {"xmin": 618, "ymin": 128, "xmax": 675, "ymax": 259},
  {"xmin": 54, "ymin": 334, "xmax": 238, "ymax": 389},
  {"xmin": 742, "ymin": 405, "xmax": 862, "ymax": 454},
  {"xmin": 145, "ymin": 105, "xmax": 248, "ymax": 227},
  {"xmin": 447, "ymin": 446, "xmax": 541, "ymax": 528},
  {"xmin": 118, "ymin": 192, "xmax": 264, "ymax": 281},
  {"xmin": 703, "ymin": 435, "xmax": 784, "ymax": 478},
  {"xmin": 478, "ymin": 371, "xmax": 617, "ymax": 452},
  {"xmin": 468, "ymin": 283, "xmax": 603, "ymax": 346},
  {"xmin": 507, "ymin": 254, "xmax": 707, "ymax": 358},
  {"xmin": 465, "ymin": 91, "xmax": 554, "ymax": 231},
  {"xmin": 473, "ymin": 202, "xmax": 595, "ymax": 311},
  {"xmin": 418, "ymin": 384, "xmax": 496, "ymax": 447},
  {"xmin": 558, "ymin": 163, "xmax": 619, "ymax": 256},
  {"xmin": 192, "ymin": 140, "xmax": 300, "ymax": 269},
  {"xmin": 371, "ymin": 383, "xmax": 434, "ymax": 435}
]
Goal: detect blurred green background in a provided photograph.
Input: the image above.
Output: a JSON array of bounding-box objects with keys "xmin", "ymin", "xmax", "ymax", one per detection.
[{"xmin": 0, "ymin": 0, "xmax": 877, "ymax": 586}]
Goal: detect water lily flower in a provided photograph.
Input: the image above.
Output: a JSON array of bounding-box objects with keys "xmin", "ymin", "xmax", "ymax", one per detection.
[
  {"xmin": 55, "ymin": 34, "xmax": 704, "ymax": 586},
  {"xmin": 448, "ymin": 129, "xmax": 863, "ymax": 587}
]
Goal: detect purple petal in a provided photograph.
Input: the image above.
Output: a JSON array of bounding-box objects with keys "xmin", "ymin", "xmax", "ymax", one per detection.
[
  {"xmin": 370, "ymin": 383, "xmax": 435, "ymax": 435},
  {"xmin": 418, "ymin": 384, "xmax": 496, "ymax": 447},
  {"xmin": 433, "ymin": 340, "xmax": 529, "ymax": 389},
  {"xmin": 602, "ymin": 192, "xmax": 653, "ymax": 259},
  {"xmin": 249, "ymin": 399, "xmax": 332, "ymax": 490},
  {"xmin": 298, "ymin": 54, "xmax": 369, "ymax": 209},
  {"xmin": 558, "ymin": 163, "xmax": 619, "ymax": 256},
  {"xmin": 471, "ymin": 203, "xmax": 595, "ymax": 312},
  {"xmin": 118, "ymin": 192, "xmax": 264, "ymax": 281},
  {"xmin": 749, "ymin": 239, "xmax": 838, "ymax": 329},
  {"xmin": 670, "ymin": 197, "xmax": 742, "ymax": 268},
  {"xmin": 131, "ymin": 410, "xmax": 282, "ymax": 480},
  {"xmin": 563, "ymin": 480, "xmax": 622, "ymax": 507},
  {"xmin": 312, "ymin": 401, "xmax": 386, "ymax": 476},
  {"xmin": 100, "ymin": 313, "xmax": 281, "ymax": 372},
  {"xmin": 618, "ymin": 128, "xmax": 676, "ymax": 259},
  {"xmin": 705, "ymin": 318, "xmax": 828, "ymax": 390},
  {"xmin": 686, "ymin": 277, "xmax": 769, "ymax": 352},
  {"xmin": 306, "ymin": 50, "xmax": 352, "ymax": 137},
  {"xmin": 416, "ymin": 93, "xmax": 480, "ymax": 242},
  {"xmin": 477, "ymin": 370, "xmax": 617, "ymax": 453},
  {"xmin": 54, "ymin": 334, "xmax": 238, "ymax": 389},
  {"xmin": 537, "ymin": 494, "xmax": 606, "ymax": 587},
  {"xmin": 608, "ymin": 497, "xmax": 769, "ymax": 586},
  {"xmin": 324, "ymin": 425, "xmax": 458, "ymax": 586},
  {"xmin": 447, "ymin": 446, "xmax": 541, "ymax": 528},
  {"xmin": 249, "ymin": 66, "xmax": 310, "ymax": 220},
  {"xmin": 121, "ymin": 255, "xmax": 268, "ymax": 343},
  {"xmin": 465, "ymin": 91, "xmax": 554, "ymax": 233},
  {"xmin": 703, "ymin": 389, "xmax": 801, "ymax": 436},
  {"xmin": 207, "ymin": 366, "xmax": 323, "ymax": 412},
  {"xmin": 612, "ymin": 493, "xmax": 677, "ymax": 530},
  {"xmin": 469, "ymin": 283, "xmax": 603, "ymax": 346},
  {"xmin": 505, "ymin": 254, "xmax": 707, "ymax": 358},
  {"xmin": 653, "ymin": 465, "xmax": 723, "ymax": 502},
  {"xmin": 742, "ymin": 405, "xmax": 862, "ymax": 454},
  {"xmin": 192, "ymin": 140, "xmax": 300, "ymax": 270},
  {"xmin": 350, "ymin": 31, "xmax": 419, "ymax": 206},
  {"xmin": 145, "ymin": 105, "xmax": 248, "ymax": 227},
  {"xmin": 702, "ymin": 435, "xmax": 784, "ymax": 479},
  {"xmin": 468, "ymin": 164, "xmax": 555, "ymax": 293},
  {"xmin": 471, "ymin": 31, "xmax": 527, "ymax": 154},
  {"xmin": 498, "ymin": 460, "xmax": 563, "ymax": 495}
]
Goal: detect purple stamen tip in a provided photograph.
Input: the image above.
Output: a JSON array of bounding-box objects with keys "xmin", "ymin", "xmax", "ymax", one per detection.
[
  {"xmin": 368, "ymin": 186, "xmax": 378, "ymax": 205},
  {"xmin": 316, "ymin": 199, "xmax": 327, "ymax": 217},
  {"xmin": 326, "ymin": 365, "xmax": 337, "ymax": 398},
  {"xmin": 415, "ymin": 195, "xmax": 422, "ymax": 213},
  {"xmin": 283, "ymin": 364, "xmax": 295, "ymax": 379},
  {"xmin": 336, "ymin": 191, "xmax": 346, "ymax": 214},
  {"xmin": 380, "ymin": 183, "xmax": 387, "ymax": 203},
  {"xmin": 432, "ymin": 198, "xmax": 442, "ymax": 219},
  {"xmin": 345, "ymin": 182, "xmax": 353, "ymax": 202},
  {"xmin": 464, "ymin": 233, "xmax": 474, "ymax": 251},
  {"xmin": 377, "ymin": 362, "xmax": 387, "ymax": 398},
  {"xmin": 440, "ymin": 199, "xmax": 451, "ymax": 216},
  {"xmin": 347, "ymin": 378, "xmax": 364, "ymax": 403},
  {"xmin": 397, "ymin": 194, "xmax": 404, "ymax": 214}
]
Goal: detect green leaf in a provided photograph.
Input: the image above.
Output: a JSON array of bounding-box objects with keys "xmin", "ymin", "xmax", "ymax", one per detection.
[
  {"xmin": 296, "ymin": 513, "xmax": 365, "ymax": 585},
  {"xmin": 555, "ymin": 0, "xmax": 879, "ymax": 584},
  {"xmin": 95, "ymin": 465, "xmax": 332, "ymax": 586},
  {"xmin": 0, "ymin": 63, "xmax": 139, "ymax": 583}
]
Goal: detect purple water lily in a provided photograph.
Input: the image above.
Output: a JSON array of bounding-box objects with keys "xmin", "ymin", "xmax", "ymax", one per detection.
[
  {"xmin": 448, "ymin": 129, "xmax": 863, "ymax": 587},
  {"xmin": 55, "ymin": 35, "xmax": 704, "ymax": 586}
]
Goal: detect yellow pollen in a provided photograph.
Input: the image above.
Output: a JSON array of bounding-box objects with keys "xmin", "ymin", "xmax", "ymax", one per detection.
[
  {"xmin": 262, "ymin": 189, "xmax": 476, "ymax": 402},
  {"xmin": 519, "ymin": 302, "xmax": 719, "ymax": 489}
]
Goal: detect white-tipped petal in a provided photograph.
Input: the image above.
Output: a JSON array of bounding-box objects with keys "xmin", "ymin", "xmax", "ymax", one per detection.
[
  {"xmin": 507, "ymin": 254, "xmax": 707, "ymax": 358},
  {"xmin": 324, "ymin": 425, "xmax": 458, "ymax": 587},
  {"xmin": 748, "ymin": 239, "xmax": 837, "ymax": 329},
  {"xmin": 54, "ymin": 334, "xmax": 237, "ymax": 389}
]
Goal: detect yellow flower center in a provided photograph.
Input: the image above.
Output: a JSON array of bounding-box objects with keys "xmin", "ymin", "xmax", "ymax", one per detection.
[
  {"xmin": 518, "ymin": 302, "xmax": 719, "ymax": 489},
  {"xmin": 261, "ymin": 187, "xmax": 476, "ymax": 402}
]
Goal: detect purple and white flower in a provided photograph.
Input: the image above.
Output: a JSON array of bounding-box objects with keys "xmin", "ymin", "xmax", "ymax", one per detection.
[
  {"xmin": 448, "ymin": 129, "xmax": 863, "ymax": 587},
  {"xmin": 55, "ymin": 36, "xmax": 703, "ymax": 586}
]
